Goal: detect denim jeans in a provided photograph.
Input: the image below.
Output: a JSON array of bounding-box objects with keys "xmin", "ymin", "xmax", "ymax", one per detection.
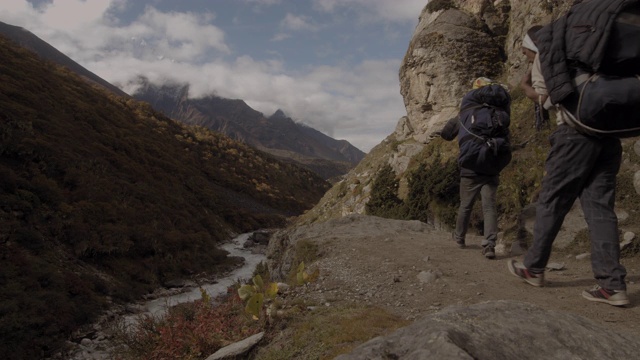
[
  {"xmin": 454, "ymin": 175, "xmax": 499, "ymax": 247},
  {"xmin": 524, "ymin": 125, "xmax": 627, "ymax": 290}
]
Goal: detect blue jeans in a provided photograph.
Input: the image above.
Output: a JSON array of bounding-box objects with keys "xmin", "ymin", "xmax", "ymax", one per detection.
[
  {"xmin": 454, "ymin": 175, "xmax": 499, "ymax": 247},
  {"xmin": 524, "ymin": 125, "xmax": 627, "ymax": 290}
]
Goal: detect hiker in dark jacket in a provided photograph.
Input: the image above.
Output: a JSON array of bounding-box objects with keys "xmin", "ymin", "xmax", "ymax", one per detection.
[
  {"xmin": 439, "ymin": 77, "xmax": 511, "ymax": 259},
  {"xmin": 508, "ymin": 13, "xmax": 630, "ymax": 306},
  {"xmin": 536, "ymin": 0, "xmax": 637, "ymax": 105}
]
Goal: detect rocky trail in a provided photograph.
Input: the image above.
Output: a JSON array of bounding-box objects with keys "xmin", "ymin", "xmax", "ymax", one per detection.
[{"xmin": 271, "ymin": 214, "xmax": 640, "ymax": 341}]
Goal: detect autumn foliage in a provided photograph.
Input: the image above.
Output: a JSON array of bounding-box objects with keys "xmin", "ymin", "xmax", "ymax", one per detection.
[
  {"xmin": 113, "ymin": 289, "xmax": 262, "ymax": 360},
  {"xmin": 0, "ymin": 34, "xmax": 329, "ymax": 359}
]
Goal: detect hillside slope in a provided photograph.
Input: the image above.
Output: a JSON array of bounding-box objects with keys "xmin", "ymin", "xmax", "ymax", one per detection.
[
  {"xmin": 0, "ymin": 21, "xmax": 128, "ymax": 98},
  {"xmin": 132, "ymin": 80, "xmax": 366, "ymax": 180},
  {"xmin": 0, "ymin": 35, "xmax": 329, "ymax": 359}
]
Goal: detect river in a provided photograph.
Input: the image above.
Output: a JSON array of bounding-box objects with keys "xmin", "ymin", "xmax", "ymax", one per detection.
[
  {"xmin": 129, "ymin": 232, "xmax": 267, "ymax": 321},
  {"xmin": 66, "ymin": 232, "xmax": 267, "ymax": 360}
]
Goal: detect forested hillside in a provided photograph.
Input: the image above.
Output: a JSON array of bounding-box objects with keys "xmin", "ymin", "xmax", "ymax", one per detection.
[{"xmin": 0, "ymin": 35, "xmax": 330, "ymax": 359}]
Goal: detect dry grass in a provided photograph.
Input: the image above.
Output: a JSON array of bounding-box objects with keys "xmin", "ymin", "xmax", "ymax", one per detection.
[{"xmin": 251, "ymin": 304, "xmax": 410, "ymax": 360}]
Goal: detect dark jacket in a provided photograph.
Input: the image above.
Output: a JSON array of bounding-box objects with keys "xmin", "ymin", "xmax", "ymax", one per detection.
[{"xmin": 536, "ymin": 0, "xmax": 639, "ymax": 104}]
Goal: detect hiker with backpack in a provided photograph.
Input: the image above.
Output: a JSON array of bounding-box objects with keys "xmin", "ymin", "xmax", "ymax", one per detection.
[
  {"xmin": 438, "ymin": 77, "xmax": 512, "ymax": 259},
  {"xmin": 507, "ymin": 0, "xmax": 639, "ymax": 307}
]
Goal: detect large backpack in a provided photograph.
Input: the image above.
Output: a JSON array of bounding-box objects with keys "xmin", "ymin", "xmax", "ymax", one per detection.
[
  {"xmin": 556, "ymin": 1, "xmax": 640, "ymax": 137},
  {"xmin": 457, "ymin": 84, "xmax": 512, "ymax": 176}
]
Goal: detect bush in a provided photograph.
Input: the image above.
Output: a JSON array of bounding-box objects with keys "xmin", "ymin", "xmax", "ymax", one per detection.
[
  {"xmin": 405, "ymin": 153, "xmax": 459, "ymax": 227},
  {"xmin": 111, "ymin": 289, "xmax": 262, "ymax": 360},
  {"xmin": 366, "ymin": 164, "xmax": 405, "ymax": 219}
]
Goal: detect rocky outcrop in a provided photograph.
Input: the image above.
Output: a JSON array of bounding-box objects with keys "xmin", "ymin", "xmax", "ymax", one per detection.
[
  {"xmin": 336, "ymin": 300, "xmax": 640, "ymax": 360},
  {"xmin": 298, "ymin": 0, "xmax": 640, "ymax": 253},
  {"xmin": 399, "ymin": 4, "xmax": 508, "ymax": 144},
  {"xmin": 298, "ymin": 0, "xmax": 563, "ymax": 224}
]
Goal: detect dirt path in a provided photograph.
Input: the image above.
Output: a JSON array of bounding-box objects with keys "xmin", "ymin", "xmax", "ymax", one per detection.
[{"xmin": 287, "ymin": 215, "xmax": 640, "ymax": 337}]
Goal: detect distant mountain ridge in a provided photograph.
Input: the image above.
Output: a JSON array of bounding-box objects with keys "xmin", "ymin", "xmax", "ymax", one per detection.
[
  {"xmin": 0, "ymin": 20, "xmax": 365, "ymax": 180},
  {"xmin": 132, "ymin": 79, "xmax": 366, "ymax": 180},
  {"xmin": 0, "ymin": 21, "xmax": 128, "ymax": 98}
]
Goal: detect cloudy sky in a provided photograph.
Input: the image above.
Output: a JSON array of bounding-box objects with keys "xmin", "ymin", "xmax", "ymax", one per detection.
[{"xmin": 1, "ymin": 0, "xmax": 426, "ymax": 152}]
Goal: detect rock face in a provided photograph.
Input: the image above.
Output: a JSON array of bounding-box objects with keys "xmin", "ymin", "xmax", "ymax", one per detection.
[
  {"xmin": 335, "ymin": 300, "xmax": 640, "ymax": 360},
  {"xmin": 297, "ymin": 0, "xmax": 555, "ymax": 221},
  {"xmin": 399, "ymin": 4, "xmax": 508, "ymax": 144},
  {"xmin": 298, "ymin": 0, "xmax": 640, "ymax": 250}
]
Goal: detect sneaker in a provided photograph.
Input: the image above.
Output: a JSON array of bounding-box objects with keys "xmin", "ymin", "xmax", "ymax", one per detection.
[
  {"xmin": 482, "ymin": 246, "xmax": 496, "ymax": 259},
  {"xmin": 452, "ymin": 232, "xmax": 465, "ymax": 248},
  {"xmin": 582, "ymin": 285, "xmax": 630, "ymax": 306},
  {"xmin": 507, "ymin": 260, "xmax": 544, "ymax": 287}
]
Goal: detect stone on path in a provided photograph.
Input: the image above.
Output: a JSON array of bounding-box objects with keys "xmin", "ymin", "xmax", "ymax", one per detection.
[
  {"xmin": 205, "ymin": 332, "xmax": 264, "ymax": 360},
  {"xmin": 335, "ymin": 301, "xmax": 640, "ymax": 360}
]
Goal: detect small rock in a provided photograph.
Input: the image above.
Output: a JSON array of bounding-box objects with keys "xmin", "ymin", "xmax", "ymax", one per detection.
[
  {"xmin": 417, "ymin": 270, "xmax": 440, "ymax": 284},
  {"xmin": 546, "ymin": 262, "xmax": 565, "ymax": 271},
  {"xmin": 576, "ymin": 253, "xmax": 591, "ymax": 260},
  {"xmin": 276, "ymin": 283, "xmax": 289, "ymax": 292},
  {"xmin": 80, "ymin": 338, "xmax": 92, "ymax": 347},
  {"xmin": 623, "ymin": 232, "xmax": 636, "ymax": 242}
]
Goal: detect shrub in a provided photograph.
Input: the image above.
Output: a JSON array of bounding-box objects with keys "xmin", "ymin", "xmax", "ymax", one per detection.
[
  {"xmin": 405, "ymin": 153, "xmax": 459, "ymax": 227},
  {"xmin": 111, "ymin": 289, "xmax": 262, "ymax": 360},
  {"xmin": 366, "ymin": 164, "xmax": 405, "ymax": 219}
]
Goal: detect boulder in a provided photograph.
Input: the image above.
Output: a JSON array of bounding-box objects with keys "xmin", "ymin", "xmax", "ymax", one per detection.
[{"xmin": 336, "ymin": 300, "xmax": 640, "ymax": 360}]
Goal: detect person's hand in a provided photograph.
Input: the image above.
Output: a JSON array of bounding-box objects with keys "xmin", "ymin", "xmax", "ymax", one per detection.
[
  {"xmin": 520, "ymin": 69, "xmax": 532, "ymax": 88},
  {"xmin": 520, "ymin": 68, "xmax": 541, "ymax": 102}
]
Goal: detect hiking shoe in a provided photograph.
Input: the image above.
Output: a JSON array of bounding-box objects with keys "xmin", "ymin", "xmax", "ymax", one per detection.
[
  {"xmin": 482, "ymin": 246, "xmax": 496, "ymax": 259},
  {"xmin": 582, "ymin": 285, "xmax": 630, "ymax": 306},
  {"xmin": 507, "ymin": 260, "xmax": 544, "ymax": 287},
  {"xmin": 452, "ymin": 232, "xmax": 465, "ymax": 248}
]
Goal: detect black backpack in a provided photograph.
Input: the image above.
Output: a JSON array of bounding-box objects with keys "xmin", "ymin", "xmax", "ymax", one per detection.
[
  {"xmin": 457, "ymin": 85, "xmax": 512, "ymax": 176},
  {"xmin": 559, "ymin": 2, "xmax": 640, "ymax": 137}
]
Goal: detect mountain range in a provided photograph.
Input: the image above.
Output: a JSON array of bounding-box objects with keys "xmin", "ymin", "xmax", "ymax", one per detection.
[
  {"xmin": 132, "ymin": 79, "xmax": 366, "ymax": 180},
  {"xmin": 0, "ymin": 21, "xmax": 365, "ymax": 181}
]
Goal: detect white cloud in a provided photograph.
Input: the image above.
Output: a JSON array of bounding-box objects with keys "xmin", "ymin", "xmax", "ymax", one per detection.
[
  {"xmin": 94, "ymin": 53, "xmax": 401, "ymax": 151},
  {"xmin": 243, "ymin": 0, "xmax": 282, "ymax": 5},
  {"xmin": 0, "ymin": 0, "xmax": 411, "ymax": 152},
  {"xmin": 313, "ymin": 0, "xmax": 426, "ymax": 23},
  {"xmin": 270, "ymin": 32, "xmax": 291, "ymax": 41},
  {"xmin": 280, "ymin": 13, "xmax": 319, "ymax": 32}
]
